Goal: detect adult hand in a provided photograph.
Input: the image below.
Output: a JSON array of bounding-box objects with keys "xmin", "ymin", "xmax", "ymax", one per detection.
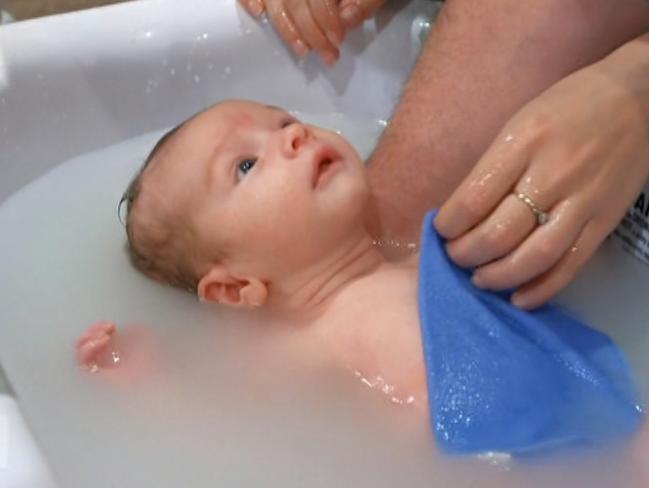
[
  {"xmin": 338, "ymin": 0, "xmax": 388, "ymax": 28},
  {"xmin": 435, "ymin": 35, "xmax": 649, "ymax": 310},
  {"xmin": 238, "ymin": 0, "xmax": 387, "ymax": 65}
]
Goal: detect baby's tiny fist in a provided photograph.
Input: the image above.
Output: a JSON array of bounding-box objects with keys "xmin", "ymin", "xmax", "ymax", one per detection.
[{"xmin": 75, "ymin": 321, "xmax": 117, "ymax": 371}]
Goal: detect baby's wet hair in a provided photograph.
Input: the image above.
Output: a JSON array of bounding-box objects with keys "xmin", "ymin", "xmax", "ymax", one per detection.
[{"xmin": 118, "ymin": 122, "xmax": 201, "ymax": 294}]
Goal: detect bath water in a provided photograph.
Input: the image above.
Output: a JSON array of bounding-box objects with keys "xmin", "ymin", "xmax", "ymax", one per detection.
[{"xmin": 0, "ymin": 112, "xmax": 646, "ymax": 488}]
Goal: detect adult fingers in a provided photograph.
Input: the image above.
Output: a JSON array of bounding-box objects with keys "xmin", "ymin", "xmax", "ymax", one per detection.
[
  {"xmin": 435, "ymin": 131, "xmax": 530, "ymax": 240},
  {"xmin": 287, "ymin": 0, "xmax": 340, "ymax": 64},
  {"xmin": 510, "ymin": 218, "xmax": 609, "ymax": 310},
  {"xmin": 445, "ymin": 193, "xmax": 537, "ymax": 268},
  {"xmin": 264, "ymin": 0, "xmax": 310, "ymax": 58},
  {"xmin": 307, "ymin": 0, "xmax": 345, "ymax": 47},
  {"xmin": 238, "ymin": 0, "xmax": 265, "ymax": 17},
  {"xmin": 471, "ymin": 199, "xmax": 587, "ymax": 291},
  {"xmin": 339, "ymin": 0, "xmax": 387, "ymax": 28}
]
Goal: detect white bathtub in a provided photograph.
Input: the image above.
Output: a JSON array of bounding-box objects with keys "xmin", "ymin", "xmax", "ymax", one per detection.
[
  {"xmin": 0, "ymin": 1, "xmax": 436, "ymax": 486},
  {"xmin": 2, "ymin": 1, "xmax": 649, "ymax": 487}
]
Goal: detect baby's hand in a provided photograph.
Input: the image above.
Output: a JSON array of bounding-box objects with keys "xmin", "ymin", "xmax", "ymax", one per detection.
[{"xmin": 75, "ymin": 321, "xmax": 117, "ymax": 371}]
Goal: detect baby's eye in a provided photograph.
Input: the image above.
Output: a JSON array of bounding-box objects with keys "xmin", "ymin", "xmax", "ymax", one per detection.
[{"xmin": 236, "ymin": 158, "xmax": 257, "ymax": 181}]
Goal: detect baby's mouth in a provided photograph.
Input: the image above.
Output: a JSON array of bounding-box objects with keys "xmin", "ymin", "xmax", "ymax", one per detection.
[{"xmin": 312, "ymin": 148, "xmax": 342, "ymax": 189}]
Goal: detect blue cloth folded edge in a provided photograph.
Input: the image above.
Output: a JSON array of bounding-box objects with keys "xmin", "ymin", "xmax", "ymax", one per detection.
[{"xmin": 417, "ymin": 210, "xmax": 644, "ymax": 456}]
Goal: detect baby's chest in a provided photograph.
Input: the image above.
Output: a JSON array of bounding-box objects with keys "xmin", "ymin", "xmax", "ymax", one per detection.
[{"xmin": 330, "ymin": 271, "xmax": 424, "ymax": 390}]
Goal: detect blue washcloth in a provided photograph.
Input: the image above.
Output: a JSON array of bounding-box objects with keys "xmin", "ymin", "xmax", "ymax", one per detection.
[{"xmin": 418, "ymin": 211, "xmax": 644, "ymax": 455}]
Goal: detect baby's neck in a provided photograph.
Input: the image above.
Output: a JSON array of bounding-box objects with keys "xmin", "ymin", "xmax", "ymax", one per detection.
[{"xmin": 274, "ymin": 234, "xmax": 385, "ymax": 318}]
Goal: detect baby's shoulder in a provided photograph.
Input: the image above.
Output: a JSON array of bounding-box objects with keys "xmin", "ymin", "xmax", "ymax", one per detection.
[
  {"xmin": 322, "ymin": 263, "xmax": 420, "ymax": 351},
  {"xmin": 317, "ymin": 263, "xmax": 426, "ymax": 400}
]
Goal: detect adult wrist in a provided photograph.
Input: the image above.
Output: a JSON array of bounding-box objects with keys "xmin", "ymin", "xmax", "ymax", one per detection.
[{"xmin": 599, "ymin": 31, "xmax": 649, "ymax": 118}]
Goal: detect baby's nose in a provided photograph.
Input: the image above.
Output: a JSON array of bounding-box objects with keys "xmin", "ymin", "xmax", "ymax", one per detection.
[{"xmin": 281, "ymin": 122, "xmax": 309, "ymax": 157}]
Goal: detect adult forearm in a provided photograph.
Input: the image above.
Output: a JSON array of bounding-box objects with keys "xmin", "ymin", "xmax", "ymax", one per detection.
[{"xmin": 367, "ymin": 0, "xmax": 649, "ymax": 242}]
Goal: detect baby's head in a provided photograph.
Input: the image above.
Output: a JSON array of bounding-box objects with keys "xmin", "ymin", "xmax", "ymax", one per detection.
[{"xmin": 121, "ymin": 100, "xmax": 370, "ymax": 307}]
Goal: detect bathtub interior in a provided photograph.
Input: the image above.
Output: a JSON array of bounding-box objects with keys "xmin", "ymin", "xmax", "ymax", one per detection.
[{"xmin": 0, "ymin": 1, "xmax": 648, "ymax": 487}]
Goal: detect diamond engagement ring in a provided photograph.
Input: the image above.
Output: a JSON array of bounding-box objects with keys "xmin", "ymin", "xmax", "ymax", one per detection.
[{"xmin": 515, "ymin": 192, "xmax": 549, "ymax": 225}]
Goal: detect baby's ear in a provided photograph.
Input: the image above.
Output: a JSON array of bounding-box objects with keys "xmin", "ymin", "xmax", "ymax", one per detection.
[{"xmin": 197, "ymin": 266, "xmax": 268, "ymax": 308}]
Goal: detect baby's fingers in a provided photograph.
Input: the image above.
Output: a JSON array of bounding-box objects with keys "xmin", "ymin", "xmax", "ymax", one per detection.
[
  {"xmin": 75, "ymin": 321, "xmax": 116, "ymax": 349},
  {"xmin": 76, "ymin": 333, "xmax": 111, "ymax": 368}
]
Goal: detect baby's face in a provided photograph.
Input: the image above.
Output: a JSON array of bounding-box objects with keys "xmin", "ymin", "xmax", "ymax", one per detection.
[{"xmin": 145, "ymin": 100, "xmax": 369, "ymax": 280}]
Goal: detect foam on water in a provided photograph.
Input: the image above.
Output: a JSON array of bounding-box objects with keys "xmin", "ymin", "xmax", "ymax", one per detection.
[{"xmin": 0, "ymin": 112, "xmax": 646, "ymax": 487}]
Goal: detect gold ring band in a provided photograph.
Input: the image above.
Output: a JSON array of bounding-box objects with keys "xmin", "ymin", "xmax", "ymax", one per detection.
[{"xmin": 515, "ymin": 192, "xmax": 549, "ymax": 225}]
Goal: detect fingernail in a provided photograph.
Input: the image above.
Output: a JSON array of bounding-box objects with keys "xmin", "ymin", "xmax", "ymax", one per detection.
[
  {"xmin": 292, "ymin": 39, "xmax": 309, "ymax": 58},
  {"xmin": 248, "ymin": 0, "xmax": 263, "ymax": 16},
  {"xmin": 511, "ymin": 293, "xmax": 529, "ymax": 309},
  {"xmin": 341, "ymin": 4, "xmax": 360, "ymax": 27},
  {"xmin": 434, "ymin": 213, "xmax": 450, "ymax": 238},
  {"xmin": 471, "ymin": 273, "xmax": 485, "ymax": 288},
  {"xmin": 322, "ymin": 50, "xmax": 338, "ymax": 66}
]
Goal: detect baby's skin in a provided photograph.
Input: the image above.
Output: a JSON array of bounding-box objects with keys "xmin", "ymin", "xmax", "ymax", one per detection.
[{"xmin": 76, "ymin": 100, "xmax": 428, "ymax": 411}]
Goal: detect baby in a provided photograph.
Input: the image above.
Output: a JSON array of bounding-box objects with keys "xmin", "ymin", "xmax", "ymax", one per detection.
[
  {"xmin": 77, "ymin": 99, "xmax": 428, "ymax": 409},
  {"xmin": 76, "ymin": 99, "xmax": 643, "ymax": 455}
]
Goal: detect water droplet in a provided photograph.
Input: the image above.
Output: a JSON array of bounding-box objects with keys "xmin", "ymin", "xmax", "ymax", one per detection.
[
  {"xmin": 161, "ymin": 59, "xmax": 169, "ymax": 67},
  {"xmin": 371, "ymin": 239, "xmax": 418, "ymax": 254},
  {"xmin": 170, "ymin": 68, "xmax": 176, "ymax": 76},
  {"xmin": 111, "ymin": 351, "xmax": 121, "ymax": 364},
  {"xmin": 186, "ymin": 63, "xmax": 193, "ymax": 72},
  {"xmin": 208, "ymin": 63, "xmax": 215, "ymax": 71},
  {"xmin": 144, "ymin": 30, "xmax": 153, "ymax": 39},
  {"xmin": 476, "ymin": 451, "xmax": 512, "ymax": 471},
  {"xmin": 193, "ymin": 74, "xmax": 201, "ymax": 84},
  {"xmin": 378, "ymin": 119, "xmax": 388, "ymax": 128},
  {"xmin": 198, "ymin": 32, "xmax": 209, "ymax": 41}
]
